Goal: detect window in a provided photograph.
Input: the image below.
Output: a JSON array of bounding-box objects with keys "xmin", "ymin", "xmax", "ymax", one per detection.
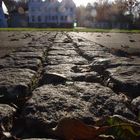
[
  {"xmin": 45, "ymin": 16, "xmax": 48, "ymax": 22},
  {"xmin": 65, "ymin": 16, "xmax": 67, "ymax": 21},
  {"xmin": 70, "ymin": 8, "xmax": 73, "ymax": 12},
  {"xmin": 61, "ymin": 16, "xmax": 63, "ymax": 20},
  {"xmin": 38, "ymin": 16, "xmax": 41, "ymax": 22},
  {"xmin": 56, "ymin": 7, "xmax": 58, "ymax": 12},
  {"xmin": 52, "ymin": 16, "xmax": 55, "ymax": 20},
  {"xmin": 49, "ymin": 16, "xmax": 51, "ymax": 20},
  {"xmin": 55, "ymin": 16, "xmax": 58, "ymax": 20},
  {"xmin": 32, "ymin": 16, "xmax": 35, "ymax": 22}
]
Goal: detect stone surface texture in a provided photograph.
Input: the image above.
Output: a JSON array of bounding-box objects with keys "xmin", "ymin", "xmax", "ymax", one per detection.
[
  {"xmin": 0, "ymin": 104, "xmax": 16, "ymax": 131},
  {"xmin": 0, "ymin": 32, "xmax": 139, "ymax": 139}
]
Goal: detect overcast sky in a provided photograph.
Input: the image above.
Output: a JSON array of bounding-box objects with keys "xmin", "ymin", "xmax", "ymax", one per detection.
[{"xmin": 73, "ymin": 0, "xmax": 95, "ymax": 6}]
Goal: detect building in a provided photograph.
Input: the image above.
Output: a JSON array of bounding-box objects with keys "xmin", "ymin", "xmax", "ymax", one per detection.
[
  {"xmin": 28, "ymin": 0, "xmax": 76, "ymax": 28},
  {"xmin": 0, "ymin": 1, "xmax": 7, "ymax": 27}
]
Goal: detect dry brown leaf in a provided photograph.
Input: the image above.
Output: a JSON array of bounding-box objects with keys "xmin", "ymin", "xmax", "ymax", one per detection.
[{"xmin": 52, "ymin": 117, "xmax": 110, "ymax": 140}]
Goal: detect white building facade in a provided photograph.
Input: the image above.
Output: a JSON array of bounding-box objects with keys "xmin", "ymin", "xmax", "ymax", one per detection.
[
  {"xmin": 0, "ymin": 1, "xmax": 7, "ymax": 27},
  {"xmin": 28, "ymin": 0, "xmax": 76, "ymax": 27}
]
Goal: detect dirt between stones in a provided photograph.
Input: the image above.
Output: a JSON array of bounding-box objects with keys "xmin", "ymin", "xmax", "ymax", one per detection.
[{"xmin": 0, "ymin": 31, "xmax": 139, "ymax": 139}]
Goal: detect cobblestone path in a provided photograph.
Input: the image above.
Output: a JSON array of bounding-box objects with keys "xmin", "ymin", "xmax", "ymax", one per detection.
[{"xmin": 0, "ymin": 32, "xmax": 139, "ymax": 139}]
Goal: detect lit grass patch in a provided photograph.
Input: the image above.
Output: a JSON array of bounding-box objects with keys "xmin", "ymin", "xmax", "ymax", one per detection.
[{"xmin": 0, "ymin": 28, "xmax": 140, "ymax": 33}]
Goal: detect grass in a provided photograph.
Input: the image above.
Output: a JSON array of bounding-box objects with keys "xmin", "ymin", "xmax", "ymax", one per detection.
[{"xmin": 0, "ymin": 27, "xmax": 140, "ymax": 33}]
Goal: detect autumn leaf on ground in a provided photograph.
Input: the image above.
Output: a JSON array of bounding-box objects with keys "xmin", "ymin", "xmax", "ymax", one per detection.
[
  {"xmin": 51, "ymin": 117, "xmax": 113, "ymax": 140},
  {"xmin": 51, "ymin": 115, "xmax": 140, "ymax": 140}
]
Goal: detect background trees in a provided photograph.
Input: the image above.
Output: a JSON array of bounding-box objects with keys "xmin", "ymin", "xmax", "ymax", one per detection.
[
  {"xmin": 76, "ymin": 0, "xmax": 140, "ymax": 29},
  {"xmin": 3, "ymin": 0, "xmax": 27, "ymax": 12}
]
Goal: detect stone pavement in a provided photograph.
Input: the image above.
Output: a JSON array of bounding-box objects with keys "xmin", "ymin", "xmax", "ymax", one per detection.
[
  {"xmin": 0, "ymin": 32, "xmax": 139, "ymax": 139},
  {"xmin": 71, "ymin": 32, "xmax": 140, "ymax": 56}
]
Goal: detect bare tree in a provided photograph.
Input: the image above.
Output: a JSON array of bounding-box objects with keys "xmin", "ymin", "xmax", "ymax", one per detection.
[
  {"xmin": 125, "ymin": 0, "xmax": 139, "ymax": 15},
  {"xmin": 76, "ymin": 5, "xmax": 86, "ymax": 26},
  {"xmin": 3, "ymin": 0, "xmax": 16, "ymax": 12},
  {"xmin": 95, "ymin": 0, "xmax": 111, "ymax": 22}
]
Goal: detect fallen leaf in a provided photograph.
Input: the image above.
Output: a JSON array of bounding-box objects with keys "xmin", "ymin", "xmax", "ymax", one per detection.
[{"xmin": 52, "ymin": 117, "xmax": 111, "ymax": 140}]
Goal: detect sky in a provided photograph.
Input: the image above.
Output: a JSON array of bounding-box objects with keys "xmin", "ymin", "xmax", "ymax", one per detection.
[{"xmin": 73, "ymin": 0, "xmax": 94, "ymax": 6}]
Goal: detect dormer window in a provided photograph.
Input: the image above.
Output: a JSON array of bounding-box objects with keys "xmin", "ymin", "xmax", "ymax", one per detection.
[{"xmin": 70, "ymin": 8, "xmax": 73, "ymax": 12}]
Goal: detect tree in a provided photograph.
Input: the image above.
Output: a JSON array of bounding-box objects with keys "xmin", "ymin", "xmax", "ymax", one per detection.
[
  {"xmin": 3, "ymin": 0, "xmax": 16, "ymax": 12},
  {"xmin": 17, "ymin": 0, "xmax": 28, "ymax": 10},
  {"xmin": 125, "ymin": 0, "xmax": 139, "ymax": 15},
  {"xmin": 85, "ymin": 3, "xmax": 94, "ymax": 25},
  {"xmin": 95, "ymin": 0, "xmax": 111, "ymax": 22},
  {"xmin": 76, "ymin": 5, "xmax": 86, "ymax": 26}
]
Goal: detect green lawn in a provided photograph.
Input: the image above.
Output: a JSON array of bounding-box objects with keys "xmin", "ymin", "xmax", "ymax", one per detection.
[{"xmin": 0, "ymin": 27, "xmax": 140, "ymax": 33}]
